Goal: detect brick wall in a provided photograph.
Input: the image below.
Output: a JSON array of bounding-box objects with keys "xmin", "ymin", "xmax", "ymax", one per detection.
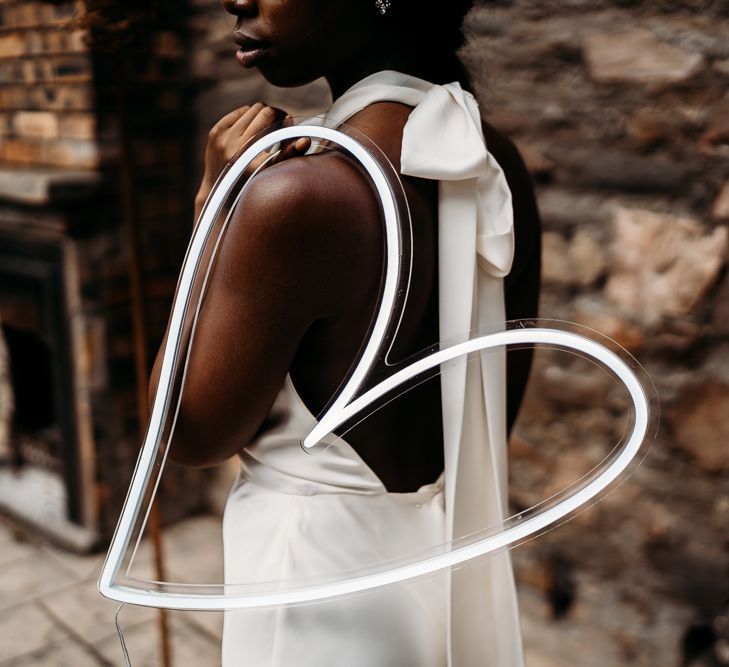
[
  {"xmin": 0, "ymin": 0, "xmax": 100, "ymax": 168},
  {"xmin": 70, "ymin": 4, "xmax": 206, "ymax": 537},
  {"xmin": 0, "ymin": 0, "xmax": 208, "ymax": 542}
]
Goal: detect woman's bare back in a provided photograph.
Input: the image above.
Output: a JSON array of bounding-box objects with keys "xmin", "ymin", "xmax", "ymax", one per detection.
[
  {"xmin": 288, "ymin": 102, "xmax": 541, "ymax": 492},
  {"xmin": 288, "ymin": 102, "xmax": 442, "ymax": 492}
]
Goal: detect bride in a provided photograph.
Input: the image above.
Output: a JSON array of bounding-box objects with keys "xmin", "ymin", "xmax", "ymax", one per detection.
[{"xmin": 153, "ymin": 0, "xmax": 542, "ymax": 664}]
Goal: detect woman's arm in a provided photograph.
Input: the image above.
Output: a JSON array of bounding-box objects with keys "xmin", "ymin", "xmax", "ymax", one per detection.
[
  {"xmin": 156, "ymin": 154, "xmax": 382, "ymax": 467},
  {"xmin": 148, "ymin": 104, "xmax": 282, "ymax": 437}
]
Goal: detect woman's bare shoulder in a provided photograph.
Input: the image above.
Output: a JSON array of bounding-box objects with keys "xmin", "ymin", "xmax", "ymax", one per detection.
[
  {"xmin": 225, "ymin": 150, "xmax": 384, "ymax": 317},
  {"xmin": 167, "ymin": 150, "xmax": 387, "ymax": 466}
]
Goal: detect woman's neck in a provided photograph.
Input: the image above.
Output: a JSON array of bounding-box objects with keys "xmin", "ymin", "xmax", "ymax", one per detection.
[
  {"xmin": 325, "ymin": 57, "xmax": 425, "ymax": 101},
  {"xmin": 326, "ymin": 49, "xmax": 471, "ymax": 101}
]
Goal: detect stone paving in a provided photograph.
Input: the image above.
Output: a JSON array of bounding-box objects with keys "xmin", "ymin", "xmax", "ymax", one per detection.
[
  {"xmin": 0, "ymin": 511, "xmax": 601, "ymax": 667},
  {"xmin": 0, "ymin": 515, "xmax": 224, "ymax": 666}
]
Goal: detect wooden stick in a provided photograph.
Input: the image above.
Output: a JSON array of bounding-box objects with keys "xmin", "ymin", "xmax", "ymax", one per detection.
[{"xmin": 116, "ymin": 54, "xmax": 173, "ymax": 667}]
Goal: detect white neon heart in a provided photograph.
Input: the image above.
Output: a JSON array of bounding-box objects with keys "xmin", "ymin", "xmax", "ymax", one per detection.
[{"xmin": 99, "ymin": 125, "xmax": 652, "ymax": 611}]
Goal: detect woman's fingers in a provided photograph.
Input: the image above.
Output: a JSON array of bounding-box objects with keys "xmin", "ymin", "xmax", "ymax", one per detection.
[
  {"xmin": 274, "ymin": 136, "xmax": 311, "ymax": 164},
  {"xmin": 205, "ymin": 103, "xmax": 310, "ymax": 185},
  {"xmin": 244, "ymin": 135, "xmax": 310, "ymax": 178},
  {"xmin": 209, "ymin": 103, "xmax": 272, "ymax": 155},
  {"xmin": 208, "ymin": 103, "xmax": 258, "ymax": 138},
  {"xmin": 231, "ymin": 104, "xmax": 285, "ymax": 139},
  {"xmin": 227, "ymin": 103, "xmax": 269, "ymax": 137},
  {"xmin": 275, "ymin": 114, "xmax": 310, "ymax": 163},
  {"xmin": 216, "ymin": 104, "xmax": 285, "ymax": 164}
]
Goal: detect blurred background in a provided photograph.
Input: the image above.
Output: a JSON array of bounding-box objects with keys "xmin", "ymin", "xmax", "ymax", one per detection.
[{"xmin": 0, "ymin": 0, "xmax": 728, "ymax": 665}]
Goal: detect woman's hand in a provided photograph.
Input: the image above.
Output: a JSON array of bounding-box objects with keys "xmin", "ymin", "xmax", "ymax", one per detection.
[{"xmin": 195, "ymin": 103, "xmax": 310, "ymax": 220}]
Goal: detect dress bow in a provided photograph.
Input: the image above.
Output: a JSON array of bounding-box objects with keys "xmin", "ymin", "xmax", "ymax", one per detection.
[{"xmin": 400, "ymin": 82, "xmax": 515, "ymax": 279}]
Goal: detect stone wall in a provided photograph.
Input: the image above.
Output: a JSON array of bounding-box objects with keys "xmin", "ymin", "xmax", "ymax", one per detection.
[
  {"xmin": 186, "ymin": 1, "xmax": 729, "ymax": 665},
  {"xmin": 462, "ymin": 2, "xmax": 729, "ymax": 666}
]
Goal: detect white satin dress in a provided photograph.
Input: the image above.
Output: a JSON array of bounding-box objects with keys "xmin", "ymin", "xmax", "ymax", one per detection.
[{"xmin": 222, "ymin": 70, "xmax": 524, "ymax": 667}]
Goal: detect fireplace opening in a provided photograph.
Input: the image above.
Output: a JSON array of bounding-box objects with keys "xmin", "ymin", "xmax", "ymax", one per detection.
[
  {"xmin": 1, "ymin": 323, "xmax": 59, "ymax": 472},
  {"xmin": 0, "ymin": 231, "xmax": 82, "ymax": 531}
]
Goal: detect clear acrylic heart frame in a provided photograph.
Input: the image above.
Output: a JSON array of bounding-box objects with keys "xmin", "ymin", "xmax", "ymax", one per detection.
[{"xmin": 98, "ymin": 117, "xmax": 658, "ymax": 612}]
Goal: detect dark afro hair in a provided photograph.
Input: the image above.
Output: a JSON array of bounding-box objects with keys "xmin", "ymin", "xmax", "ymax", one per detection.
[
  {"xmin": 375, "ymin": 0, "xmax": 476, "ymax": 90},
  {"xmin": 385, "ymin": 0, "xmax": 476, "ymax": 55}
]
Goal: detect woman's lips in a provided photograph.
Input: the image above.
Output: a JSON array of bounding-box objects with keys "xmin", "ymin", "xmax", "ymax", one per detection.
[
  {"xmin": 236, "ymin": 46, "xmax": 270, "ymax": 68},
  {"xmin": 233, "ymin": 33, "xmax": 271, "ymax": 68}
]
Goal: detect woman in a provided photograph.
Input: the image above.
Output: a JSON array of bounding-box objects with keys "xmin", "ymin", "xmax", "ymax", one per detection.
[{"xmin": 154, "ymin": 0, "xmax": 541, "ymax": 664}]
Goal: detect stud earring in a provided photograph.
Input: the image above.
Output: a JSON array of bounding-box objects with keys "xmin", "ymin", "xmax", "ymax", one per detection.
[{"xmin": 375, "ymin": 0, "xmax": 391, "ymax": 15}]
